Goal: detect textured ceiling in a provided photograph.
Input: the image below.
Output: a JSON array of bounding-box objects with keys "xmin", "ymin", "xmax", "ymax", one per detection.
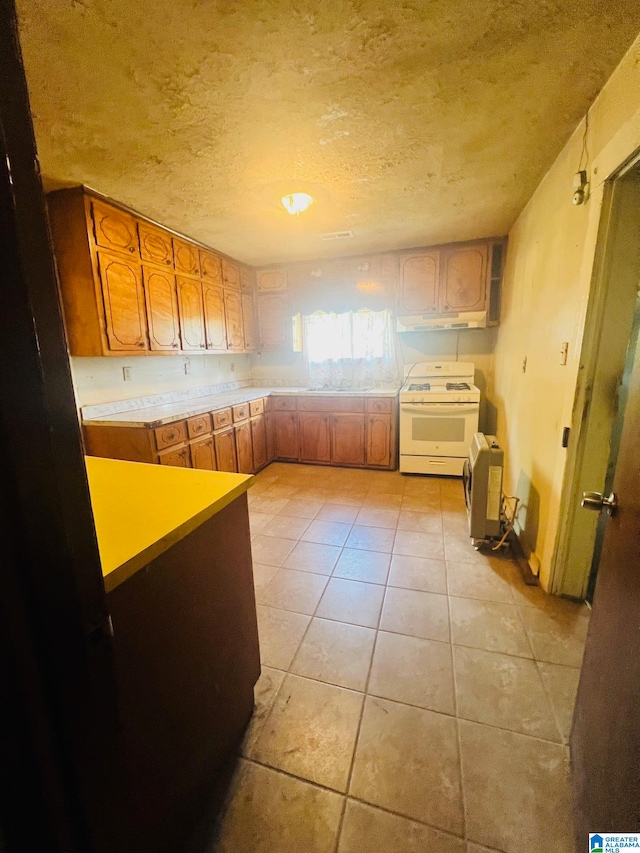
[{"xmin": 15, "ymin": 0, "xmax": 640, "ymax": 265}]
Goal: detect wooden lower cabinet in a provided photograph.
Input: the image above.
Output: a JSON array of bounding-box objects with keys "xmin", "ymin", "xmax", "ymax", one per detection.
[
  {"xmin": 265, "ymin": 411, "xmax": 276, "ymax": 462},
  {"xmin": 251, "ymin": 415, "xmax": 268, "ymax": 471},
  {"xmin": 274, "ymin": 411, "xmax": 299, "ymax": 460},
  {"xmin": 331, "ymin": 414, "xmax": 366, "ymax": 466},
  {"xmin": 214, "ymin": 427, "xmax": 237, "ymax": 472},
  {"xmin": 190, "ymin": 435, "xmax": 216, "ymax": 470},
  {"xmin": 298, "ymin": 412, "xmax": 331, "ymax": 463},
  {"xmin": 158, "ymin": 444, "xmax": 191, "ymax": 467},
  {"xmin": 235, "ymin": 421, "xmax": 254, "ymax": 474},
  {"xmin": 366, "ymin": 414, "xmax": 392, "ymax": 468}
]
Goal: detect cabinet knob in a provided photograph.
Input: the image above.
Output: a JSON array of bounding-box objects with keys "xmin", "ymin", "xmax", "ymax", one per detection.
[
  {"xmin": 172, "ymin": 342, "xmax": 179, "ymax": 348},
  {"xmin": 129, "ymin": 246, "xmax": 135, "ymax": 253},
  {"xmin": 137, "ymin": 341, "xmax": 145, "ymax": 347}
]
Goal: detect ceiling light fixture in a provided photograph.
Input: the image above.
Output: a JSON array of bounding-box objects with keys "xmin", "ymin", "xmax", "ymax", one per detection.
[{"xmin": 281, "ymin": 192, "xmax": 314, "ymax": 215}]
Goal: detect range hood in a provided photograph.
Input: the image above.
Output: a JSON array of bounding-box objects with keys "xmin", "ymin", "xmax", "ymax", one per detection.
[{"xmin": 397, "ymin": 311, "xmax": 487, "ymax": 332}]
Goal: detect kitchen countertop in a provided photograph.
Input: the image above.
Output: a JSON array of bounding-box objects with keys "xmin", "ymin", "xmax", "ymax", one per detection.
[
  {"xmin": 86, "ymin": 456, "xmax": 253, "ymax": 592},
  {"xmin": 82, "ymin": 385, "xmax": 400, "ymax": 428}
]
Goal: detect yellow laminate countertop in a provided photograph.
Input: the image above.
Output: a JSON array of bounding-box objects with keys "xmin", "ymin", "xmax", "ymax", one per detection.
[{"xmin": 85, "ymin": 456, "xmax": 254, "ymax": 592}]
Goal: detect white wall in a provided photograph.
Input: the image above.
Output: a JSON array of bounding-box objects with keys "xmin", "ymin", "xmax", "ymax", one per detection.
[
  {"xmin": 493, "ymin": 32, "xmax": 640, "ymax": 589},
  {"xmin": 71, "ymin": 353, "xmax": 250, "ymax": 408}
]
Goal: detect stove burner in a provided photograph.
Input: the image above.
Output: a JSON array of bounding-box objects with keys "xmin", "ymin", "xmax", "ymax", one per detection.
[
  {"xmin": 408, "ymin": 383, "xmax": 431, "ymax": 391},
  {"xmin": 446, "ymin": 382, "xmax": 470, "ymax": 391}
]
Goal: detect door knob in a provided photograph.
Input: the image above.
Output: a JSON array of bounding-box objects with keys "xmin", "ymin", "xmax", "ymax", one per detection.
[{"xmin": 581, "ymin": 491, "xmax": 618, "ymax": 516}]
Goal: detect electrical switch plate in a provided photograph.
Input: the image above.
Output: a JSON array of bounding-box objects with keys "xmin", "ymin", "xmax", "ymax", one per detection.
[
  {"xmin": 560, "ymin": 342, "xmax": 569, "ymax": 365},
  {"xmin": 230, "ymin": 362, "xmax": 235, "ymax": 372},
  {"xmin": 123, "ymin": 366, "xmax": 132, "ymax": 381},
  {"xmin": 183, "ymin": 358, "xmax": 191, "ymax": 375},
  {"xmin": 522, "ymin": 356, "xmax": 527, "ymax": 373}
]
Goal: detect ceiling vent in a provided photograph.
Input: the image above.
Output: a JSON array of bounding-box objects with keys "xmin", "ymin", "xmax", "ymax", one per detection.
[{"xmin": 320, "ymin": 230, "xmax": 354, "ymax": 241}]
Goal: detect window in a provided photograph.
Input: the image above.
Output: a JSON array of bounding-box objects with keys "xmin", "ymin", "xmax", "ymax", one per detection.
[{"xmin": 302, "ymin": 308, "xmax": 398, "ymax": 386}]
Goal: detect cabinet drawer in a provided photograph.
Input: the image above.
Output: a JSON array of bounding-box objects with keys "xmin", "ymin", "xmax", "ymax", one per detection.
[
  {"xmin": 157, "ymin": 443, "xmax": 191, "ymax": 468},
  {"xmin": 271, "ymin": 396, "xmax": 297, "ymax": 411},
  {"xmin": 154, "ymin": 421, "xmax": 187, "ymax": 450},
  {"xmin": 367, "ymin": 398, "xmax": 393, "ymax": 414},
  {"xmin": 187, "ymin": 413, "xmax": 212, "ymax": 439},
  {"xmin": 298, "ymin": 396, "xmax": 365, "ymax": 413},
  {"xmin": 232, "ymin": 403, "xmax": 250, "ymax": 422},
  {"xmin": 249, "ymin": 398, "xmax": 265, "ymax": 416},
  {"xmin": 212, "ymin": 408, "xmax": 232, "ymax": 430}
]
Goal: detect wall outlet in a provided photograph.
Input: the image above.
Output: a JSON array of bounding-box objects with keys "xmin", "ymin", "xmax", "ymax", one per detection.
[
  {"xmin": 230, "ymin": 362, "xmax": 235, "ymax": 373},
  {"xmin": 122, "ymin": 366, "xmax": 132, "ymax": 381},
  {"xmin": 183, "ymin": 358, "xmax": 191, "ymax": 375}
]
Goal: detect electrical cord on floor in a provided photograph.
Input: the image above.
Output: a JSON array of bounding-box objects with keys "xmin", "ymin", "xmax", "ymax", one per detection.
[{"xmin": 491, "ymin": 494, "xmax": 521, "ymax": 550}]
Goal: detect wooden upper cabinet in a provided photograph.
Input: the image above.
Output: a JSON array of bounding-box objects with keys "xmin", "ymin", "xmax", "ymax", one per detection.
[
  {"xmin": 90, "ymin": 199, "xmax": 139, "ymax": 257},
  {"xmin": 398, "ymin": 252, "xmax": 439, "ymax": 314},
  {"xmin": 222, "ymin": 259, "xmax": 240, "ymax": 290},
  {"xmin": 200, "ymin": 249, "xmax": 223, "ymax": 285},
  {"xmin": 257, "ymin": 293, "xmax": 290, "ymax": 351},
  {"xmin": 96, "ymin": 251, "xmax": 148, "ymax": 351},
  {"xmin": 298, "ymin": 412, "xmax": 331, "ymax": 463},
  {"xmin": 202, "ymin": 282, "xmax": 227, "ymax": 351},
  {"xmin": 257, "ymin": 268, "xmax": 287, "ymax": 291},
  {"xmin": 138, "ymin": 222, "xmax": 173, "ymax": 267},
  {"xmin": 142, "ymin": 266, "xmax": 180, "ymax": 351},
  {"xmin": 224, "ymin": 289, "xmax": 244, "ymax": 351},
  {"xmin": 176, "ymin": 276, "xmax": 206, "ymax": 351},
  {"xmin": 172, "ymin": 237, "xmax": 200, "ymax": 277},
  {"xmin": 240, "ymin": 266, "xmax": 255, "ymax": 292},
  {"xmin": 242, "ymin": 294, "xmax": 257, "ymax": 351},
  {"xmin": 439, "ymin": 244, "xmax": 488, "ymax": 313},
  {"xmin": 331, "ymin": 414, "xmax": 366, "ymax": 466}
]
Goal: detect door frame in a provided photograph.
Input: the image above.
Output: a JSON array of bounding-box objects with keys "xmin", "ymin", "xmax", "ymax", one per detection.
[{"xmin": 551, "ymin": 149, "xmax": 640, "ymax": 598}]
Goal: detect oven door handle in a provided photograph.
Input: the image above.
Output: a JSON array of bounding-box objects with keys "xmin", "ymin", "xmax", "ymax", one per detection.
[{"xmin": 401, "ymin": 404, "xmax": 479, "ymax": 415}]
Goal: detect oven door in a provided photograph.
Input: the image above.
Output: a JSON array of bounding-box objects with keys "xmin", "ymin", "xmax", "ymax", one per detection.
[{"xmin": 400, "ymin": 402, "xmax": 479, "ymax": 458}]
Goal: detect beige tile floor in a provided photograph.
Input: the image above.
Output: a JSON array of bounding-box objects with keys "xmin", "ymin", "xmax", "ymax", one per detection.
[{"xmin": 208, "ymin": 463, "xmax": 590, "ymax": 853}]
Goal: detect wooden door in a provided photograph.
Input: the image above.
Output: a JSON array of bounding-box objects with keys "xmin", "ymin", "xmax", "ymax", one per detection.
[
  {"xmin": 222, "ymin": 259, "xmax": 240, "ymax": 289},
  {"xmin": 257, "ymin": 268, "xmax": 287, "ymax": 291},
  {"xmin": 214, "ymin": 428, "xmax": 237, "ymax": 472},
  {"xmin": 176, "ymin": 277, "xmax": 206, "ymax": 351},
  {"xmin": 439, "ymin": 244, "xmax": 488, "ymax": 313},
  {"xmin": 398, "ymin": 252, "xmax": 439, "ymax": 314},
  {"xmin": 202, "ymin": 282, "xmax": 227, "ymax": 351},
  {"xmin": 250, "ymin": 416, "xmax": 267, "ymax": 471},
  {"xmin": 242, "ymin": 294, "xmax": 257, "ymax": 351},
  {"xmin": 90, "ymin": 199, "xmax": 139, "ymax": 257},
  {"xmin": 331, "ymin": 414, "xmax": 365, "ymax": 466},
  {"xmin": 298, "ymin": 412, "xmax": 331, "ymax": 463},
  {"xmin": 265, "ymin": 412, "xmax": 276, "ymax": 462},
  {"xmin": 235, "ymin": 421, "xmax": 254, "ymax": 474},
  {"xmin": 158, "ymin": 444, "xmax": 191, "ymax": 467},
  {"xmin": 172, "ymin": 238, "xmax": 200, "ymax": 277},
  {"xmin": 224, "ymin": 289, "xmax": 244, "ymax": 351},
  {"xmin": 258, "ymin": 293, "xmax": 290, "ymax": 350},
  {"xmin": 96, "ymin": 251, "xmax": 148, "ymax": 351},
  {"xmin": 366, "ymin": 414, "xmax": 392, "ymax": 468},
  {"xmin": 240, "ymin": 266, "xmax": 255, "ymax": 292},
  {"xmin": 138, "ymin": 222, "xmax": 173, "ymax": 267},
  {"xmin": 142, "ymin": 266, "xmax": 180, "ymax": 351},
  {"xmin": 571, "ymin": 303, "xmax": 640, "ymax": 845},
  {"xmin": 274, "ymin": 411, "xmax": 299, "ymax": 460},
  {"xmin": 199, "ymin": 249, "xmax": 222, "ymax": 285},
  {"xmin": 190, "ymin": 436, "xmax": 216, "ymax": 471}
]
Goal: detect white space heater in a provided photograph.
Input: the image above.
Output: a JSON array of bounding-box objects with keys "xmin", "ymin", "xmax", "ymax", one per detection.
[{"xmin": 463, "ymin": 433, "xmax": 504, "ymax": 543}]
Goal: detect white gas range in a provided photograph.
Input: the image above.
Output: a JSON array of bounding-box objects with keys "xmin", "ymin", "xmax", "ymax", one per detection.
[{"xmin": 399, "ymin": 362, "xmax": 480, "ymax": 477}]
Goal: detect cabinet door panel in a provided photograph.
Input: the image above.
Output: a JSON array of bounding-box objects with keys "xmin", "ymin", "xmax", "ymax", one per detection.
[
  {"xmin": 399, "ymin": 252, "xmax": 439, "ymax": 314},
  {"xmin": 143, "ymin": 266, "xmax": 180, "ymax": 351},
  {"xmin": 97, "ymin": 251, "xmax": 148, "ymax": 351},
  {"xmin": 158, "ymin": 444, "xmax": 191, "ymax": 468},
  {"xmin": 200, "ymin": 249, "xmax": 222, "ymax": 284},
  {"xmin": 235, "ymin": 421, "xmax": 254, "ymax": 474},
  {"xmin": 242, "ymin": 294, "xmax": 257, "ymax": 351},
  {"xmin": 138, "ymin": 222, "xmax": 173, "ymax": 266},
  {"xmin": 274, "ymin": 412, "xmax": 299, "ymax": 460},
  {"xmin": 190, "ymin": 436, "xmax": 216, "ymax": 470},
  {"xmin": 366, "ymin": 414, "xmax": 392, "ymax": 468},
  {"xmin": 440, "ymin": 245, "xmax": 488, "ymax": 313},
  {"xmin": 214, "ymin": 428, "xmax": 237, "ymax": 472},
  {"xmin": 202, "ymin": 282, "xmax": 227, "ymax": 351},
  {"xmin": 251, "ymin": 415, "xmax": 268, "ymax": 471},
  {"xmin": 222, "ymin": 259, "xmax": 240, "ymax": 289},
  {"xmin": 265, "ymin": 412, "xmax": 276, "ymax": 462},
  {"xmin": 172, "ymin": 238, "xmax": 200, "ymax": 277},
  {"xmin": 257, "ymin": 268, "xmax": 287, "ymax": 291},
  {"xmin": 90, "ymin": 200, "xmax": 139, "ymax": 257},
  {"xmin": 224, "ymin": 289, "xmax": 244, "ymax": 351},
  {"xmin": 240, "ymin": 266, "xmax": 255, "ymax": 292},
  {"xmin": 176, "ymin": 277, "xmax": 206, "ymax": 351},
  {"xmin": 331, "ymin": 414, "xmax": 365, "ymax": 466},
  {"xmin": 258, "ymin": 293, "xmax": 290, "ymax": 350},
  {"xmin": 298, "ymin": 413, "xmax": 331, "ymax": 463}
]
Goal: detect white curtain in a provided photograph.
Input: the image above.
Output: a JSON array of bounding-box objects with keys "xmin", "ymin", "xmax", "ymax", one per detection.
[{"xmin": 303, "ymin": 308, "xmax": 398, "ymax": 387}]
